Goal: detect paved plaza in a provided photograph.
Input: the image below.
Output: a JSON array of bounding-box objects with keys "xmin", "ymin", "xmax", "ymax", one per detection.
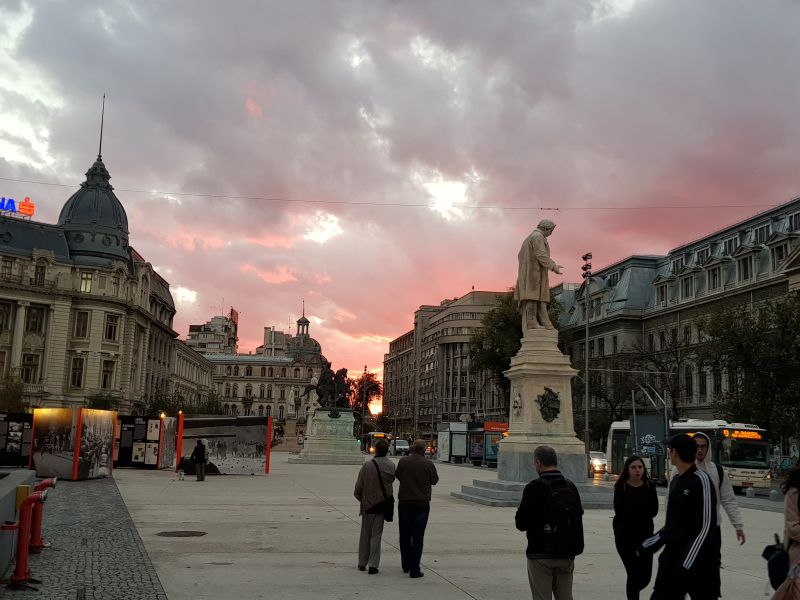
[{"xmin": 1, "ymin": 454, "xmax": 781, "ymax": 599}]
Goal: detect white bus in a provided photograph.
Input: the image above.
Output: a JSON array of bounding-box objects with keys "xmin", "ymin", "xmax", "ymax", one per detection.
[{"xmin": 606, "ymin": 419, "xmax": 771, "ymax": 491}]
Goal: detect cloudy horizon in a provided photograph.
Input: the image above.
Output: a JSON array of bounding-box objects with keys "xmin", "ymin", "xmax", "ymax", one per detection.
[{"xmin": 1, "ymin": 0, "xmax": 799, "ymax": 388}]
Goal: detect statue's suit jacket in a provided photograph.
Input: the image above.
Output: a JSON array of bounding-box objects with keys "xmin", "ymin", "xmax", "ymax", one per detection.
[{"xmin": 514, "ymin": 229, "xmax": 558, "ymax": 303}]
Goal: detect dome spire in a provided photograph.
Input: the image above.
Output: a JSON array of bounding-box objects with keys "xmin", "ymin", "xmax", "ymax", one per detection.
[{"xmin": 98, "ymin": 93, "xmax": 106, "ymax": 160}]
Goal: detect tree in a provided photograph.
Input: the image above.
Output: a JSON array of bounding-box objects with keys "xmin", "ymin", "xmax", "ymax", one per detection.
[
  {"xmin": 87, "ymin": 392, "xmax": 122, "ymax": 410},
  {"xmin": 696, "ymin": 292, "xmax": 800, "ymax": 442},
  {"xmin": 0, "ymin": 377, "xmax": 28, "ymax": 413},
  {"xmin": 469, "ymin": 292, "xmax": 523, "ymax": 404},
  {"xmin": 350, "ymin": 371, "xmax": 381, "ymax": 437},
  {"xmin": 470, "ymin": 291, "xmax": 563, "ymax": 409}
]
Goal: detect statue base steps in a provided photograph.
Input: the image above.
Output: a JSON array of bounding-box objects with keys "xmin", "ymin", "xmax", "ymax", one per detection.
[
  {"xmin": 450, "ymin": 478, "xmax": 613, "ymax": 509},
  {"xmin": 288, "ymin": 407, "xmax": 364, "ymax": 466}
]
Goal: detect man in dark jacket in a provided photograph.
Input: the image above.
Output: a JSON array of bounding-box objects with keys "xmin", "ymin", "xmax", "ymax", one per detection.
[
  {"xmin": 641, "ymin": 433, "xmax": 717, "ymax": 599},
  {"xmin": 190, "ymin": 439, "xmax": 206, "ymax": 482},
  {"xmin": 395, "ymin": 439, "xmax": 439, "ymax": 578},
  {"xmin": 515, "ymin": 445, "xmax": 584, "ymax": 600}
]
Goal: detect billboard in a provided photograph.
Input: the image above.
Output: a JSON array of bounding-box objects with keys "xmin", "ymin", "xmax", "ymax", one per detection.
[
  {"xmin": 158, "ymin": 417, "xmax": 178, "ymax": 470},
  {"xmin": 0, "ymin": 412, "xmax": 33, "ymax": 467}
]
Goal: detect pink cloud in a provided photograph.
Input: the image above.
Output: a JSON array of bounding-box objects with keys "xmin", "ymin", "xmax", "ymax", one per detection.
[
  {"xmin": 245, "ymin": 96, "xmax": 263, "ymax": 118},
  {"xmin": 239, "ymin": 264, "xmax": 298, "ymax": 285}
]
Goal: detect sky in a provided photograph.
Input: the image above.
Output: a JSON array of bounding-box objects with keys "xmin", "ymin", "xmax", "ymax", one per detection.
[{"xmin": 1, "ymin": 0, "xmax": 799, "ymax": 387}]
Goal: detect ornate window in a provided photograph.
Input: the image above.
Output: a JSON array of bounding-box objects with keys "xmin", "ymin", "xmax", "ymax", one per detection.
[
  {"xmin": 261, "ymin": 367, "xmax": 266, "ymax": 377},
  {"xmin": 245, "ymin": 366, "xmax": 252, "ymax": 377}
]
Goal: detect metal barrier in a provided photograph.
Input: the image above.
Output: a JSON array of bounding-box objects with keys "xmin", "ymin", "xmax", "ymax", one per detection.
[
  {"xmin": 30, "ymin": 478, "xmax": 57, "ymax": 552},
  {"xmin": 1, "ymin": 490, "xmax": 49, "ymax": 591}
]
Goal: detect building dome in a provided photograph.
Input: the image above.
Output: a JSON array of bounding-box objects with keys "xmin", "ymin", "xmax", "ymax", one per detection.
[{"xmin": 58, "ymin": 156, "xmax": 130, "ymax": 263}]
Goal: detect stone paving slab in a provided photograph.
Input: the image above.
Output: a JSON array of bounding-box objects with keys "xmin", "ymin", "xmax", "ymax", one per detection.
[
  {"xmin": 116, "ymin": 454, "xmax": 775, "ymax": 600},
  {"xmin": 0, "ymin": 477, "xmax": 167, "ymax": 600}
]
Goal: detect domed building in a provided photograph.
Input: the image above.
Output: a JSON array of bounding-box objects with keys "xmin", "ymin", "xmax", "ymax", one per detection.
[
  {"xmin": 0, "ymin": 152, "xmax": 213, "ymax": 412},
  {"xmin": 198, "ymin": 312, "xmax": 327, "ymax": 426}
]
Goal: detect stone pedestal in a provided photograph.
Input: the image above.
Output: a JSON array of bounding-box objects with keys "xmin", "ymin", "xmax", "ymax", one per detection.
[
  {"xmin": 498, "ymin": 328, "xmax": 587, "ymax": 483},
  {"xmin": 288, "ymin": 408, "xmax": 365, "ymax": 465},
  {"xmin": 452, "ymin": 328, "xmax": 611, "ymax": 508}
]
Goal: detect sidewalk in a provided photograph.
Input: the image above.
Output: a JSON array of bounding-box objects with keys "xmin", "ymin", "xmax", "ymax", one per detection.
[{"xmin": 0, "ymin": 455, "xmax": 778, "ymax": 599}]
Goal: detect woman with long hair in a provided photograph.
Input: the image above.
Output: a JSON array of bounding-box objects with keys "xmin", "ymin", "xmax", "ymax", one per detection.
[
  {"xmin": 613, "ymin": 455, "xmax": 659, "ymax": 600},
  {"xmin": 772, "ymin": 465, "xmax": 800, "ymax": 599}
]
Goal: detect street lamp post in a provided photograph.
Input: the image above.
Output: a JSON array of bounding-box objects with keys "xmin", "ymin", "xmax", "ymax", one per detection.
[
  {"xmin": 360, "ymin": 365, "xmax": 368, "ymax": 439},
  {"xmin": 581, "ymin": 252, "xmax": 593, "ymax": 477}
]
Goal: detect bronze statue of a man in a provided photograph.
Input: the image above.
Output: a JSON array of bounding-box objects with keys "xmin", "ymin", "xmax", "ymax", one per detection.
[{"xmin": 514, "ymin": 219, "xmax": 563, "ymax": 330}]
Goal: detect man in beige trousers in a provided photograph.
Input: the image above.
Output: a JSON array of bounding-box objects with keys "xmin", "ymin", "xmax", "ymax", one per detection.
[{"xmin": 354, "ymin": 439, "xmax": 395, "ymax": 574}]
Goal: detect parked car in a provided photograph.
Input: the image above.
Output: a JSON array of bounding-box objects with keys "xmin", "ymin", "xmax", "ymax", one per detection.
[
  {"xmin": 391, "ymin": 440, "xmax": 410, "ymax": 456},
  {"xmin": 589, "ymin": 451, "xmax": 608, "ymax": 474}
]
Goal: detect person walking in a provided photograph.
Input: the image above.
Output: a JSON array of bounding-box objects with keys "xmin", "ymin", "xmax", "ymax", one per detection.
[
  {"xmin": 772, "ymin": 464, "xmax": 800, "ymax": 599},
  {"xmin": 395, "ymin": 439, "xmax": 439, "ymax": 578},
  {"xmin": 641, "ymin": 433, "xmax": 717, "ymax": 599},
  {"xmin": 693, "ymin": 431, "xmax": 746, "ymax": 597},
  {"xmin": 613, "ymin": 455, "xmax": 658, "ymax": 600},
  {"xmin": 353, "ymin": 439, "xmax": 396, "ymax": 575},
  {"xmin": 190, "ymin": 439, "xmax": 206, "ymax": 481},
  {"xmin": 515, "ymin": 445, "xmax": 584, "ymax": 600}
]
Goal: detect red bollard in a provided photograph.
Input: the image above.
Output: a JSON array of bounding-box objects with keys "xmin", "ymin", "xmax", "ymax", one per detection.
[
  {"xmin": 30, "ymin": 478, "xmax": 56, "ymax": 553},
  {"xmin": 2, "ymin": 490, "xmax": 49, "ymax": 590}
]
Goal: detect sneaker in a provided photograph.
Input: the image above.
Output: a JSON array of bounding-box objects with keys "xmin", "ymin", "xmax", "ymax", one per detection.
[{"xmin": 368, "ymin": 567, "xmax": 379, "ymax": 575}]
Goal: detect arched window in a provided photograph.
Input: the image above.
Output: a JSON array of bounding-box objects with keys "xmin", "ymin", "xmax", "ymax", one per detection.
[
  {"xmin": 267, "ymin": 385, "xmax": 273, "ymax": 399},
  {"xmin": 245, "ymin": 366, "xmax": 252, "ymax": 377},
  {"xmin": 261, "ymin": 367, "xmax": 266, "ymax": 377},
  {"xmin": 280, "ymin": 387, "xmax": 285, "ymax": 399},
  {"xmin": 258, "ymin": 405, "xmax": 264, "ymax": 416},
  {"xmin": 268, "ymin": 367, "xmax": 274, "ymax": 377},
  {"xmin": 308, "ymin": 369, "xmax": 313, "ymax": 378},
  {"xmin": 265, "ymin": 405, "xmax": 272, "ymax": 417},
  {"xmin": 223, "ymin": 403, "xmax": 229, "ymax": 415},
  {"xmin": 278, "ymin": 406, "xmax": 284, "ymax": 419},
  {"xmin": 224, "ymin": 383, "xmax": 231, "ymax": 397},
  {"xmin": 226, "ymin": 366, "xmax": 232, "ymax": 375},
  {"xmin": 245, "ymin": 384, "xmax": 253, "ymax": 398},
  {"xmin": 259, "ymin": 384, "xmax": 265, "ymax": 398},
  {"xmin": 293, "ymin": 368, "xmax": 300, "ymax": 378},
  {"xmin": 234, "ymin": 366, "xmax": 239, "ymax": 376},
  {"xmin": 231, "ymin": 404, "xmax": 239, "ymax": 416},
  {"xmin": 232, "ymin": 383, "xmax": 239, "ymax": 397},
  {"xmin": 281, "ymin": 367, "xmax": 287, "ymax": 377}
]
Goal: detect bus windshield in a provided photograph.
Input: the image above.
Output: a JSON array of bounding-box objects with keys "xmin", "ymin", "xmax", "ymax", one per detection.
[{"xmin": 716, "ymin": 439, "xmax": 769, "ymax": 469}]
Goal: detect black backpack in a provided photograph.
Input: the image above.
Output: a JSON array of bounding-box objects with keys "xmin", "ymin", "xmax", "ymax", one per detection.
[{"xmin": 540, "ymin": 476, "xmax": 585, "ymax": 558}]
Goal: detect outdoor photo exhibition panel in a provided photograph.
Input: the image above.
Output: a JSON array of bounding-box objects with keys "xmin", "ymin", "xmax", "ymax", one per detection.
[
  {"xmin": 178, "ymin": 415, "xmax": 271, "ymax": 475},
  {"xmin": 31, "ymin": 408, "xmax": 116, "ymax": 480},
  {"xmin": 0, "ymin": 412, "xmax": 33, "ymax": 467}
]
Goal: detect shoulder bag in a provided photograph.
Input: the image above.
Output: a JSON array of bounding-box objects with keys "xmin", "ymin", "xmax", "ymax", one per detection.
[{"xmin": 372, "ymin": 459, "xmax": 394, "ymax": 522}]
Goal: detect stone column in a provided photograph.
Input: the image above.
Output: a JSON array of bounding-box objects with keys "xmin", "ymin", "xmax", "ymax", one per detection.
[
  {"xmin": 10, "ymin": 301, "xmax": 29, "ymax": 373},
  {"xmin": 498, "ymin": 328, "xmax": 586, "ymax": 483}
]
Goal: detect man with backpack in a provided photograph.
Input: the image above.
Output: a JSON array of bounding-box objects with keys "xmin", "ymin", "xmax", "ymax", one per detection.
[{"xmin": 515, "ymin": 445, "xmax": 584, "ymax": 600}]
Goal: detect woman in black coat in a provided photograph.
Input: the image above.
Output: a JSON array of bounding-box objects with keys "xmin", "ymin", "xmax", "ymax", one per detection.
[{"xmin": 613, "ymin": 455, "xmax": 659, "ymax": 600}]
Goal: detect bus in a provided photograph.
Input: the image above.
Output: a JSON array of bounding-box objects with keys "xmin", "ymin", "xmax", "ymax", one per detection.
[
  {"xmin": 364, "ymin": 432, "xmax": 389, "ymax": 454},
  {"xmin": 606, "ymin": 419, "xmax": 771, "ymax": 491}
]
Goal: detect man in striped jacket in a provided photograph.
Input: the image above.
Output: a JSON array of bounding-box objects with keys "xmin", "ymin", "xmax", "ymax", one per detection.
[{"xmin": 640, "ymin": 433, "xmax": 718, "ymax": 599}]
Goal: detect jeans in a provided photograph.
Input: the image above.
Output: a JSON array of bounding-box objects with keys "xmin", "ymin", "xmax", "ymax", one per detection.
[
  {"xmin": 615, "ymin": 537, "xmax": 654, "ymax": 600},
  {"xmin": 398, "ymin": 503, "xmax": 430, "ymax": 575}
]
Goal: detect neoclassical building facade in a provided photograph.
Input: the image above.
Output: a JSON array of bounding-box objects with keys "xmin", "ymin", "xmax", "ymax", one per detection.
[
  {"xmin": 0, "ymin": 153, "xmax": 212, "ymax": 412},
  {"xmin": 554, "ymin": 197, "xmax": 800, "ymax": 420},
  {"xmin": 205, "ymin": 316, "xmax": 327, "ymax": 422}
]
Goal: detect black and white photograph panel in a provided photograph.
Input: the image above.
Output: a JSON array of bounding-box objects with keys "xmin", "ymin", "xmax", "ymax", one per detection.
[
  {"xmin": 158, "ymin": 417, "xmax": 178, "ymax": 470},
  {"xmin": 32, "ymin": 408, "xmax": 77, "ymax": 479},
  {"xmin": 76, "ymin": 409, "xmax": 116, "ymax": 480},
  {"xmin": 183, "ymin": 416, "xmax": 269, "ymax": 475}
]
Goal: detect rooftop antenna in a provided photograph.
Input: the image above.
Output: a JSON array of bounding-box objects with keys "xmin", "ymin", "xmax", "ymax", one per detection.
[
  {"xmin": 302, "ymin": 298, "xmax": 305, "ymax": 317},
  {"xmin": 98, "ymin": 93, "xmax": 106, "ymax": 158}
]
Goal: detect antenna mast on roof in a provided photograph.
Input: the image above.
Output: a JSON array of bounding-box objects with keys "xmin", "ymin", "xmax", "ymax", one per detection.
[{"xmin": 98, "ymin": 93, "xmax": 106, "ymax": 158}]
